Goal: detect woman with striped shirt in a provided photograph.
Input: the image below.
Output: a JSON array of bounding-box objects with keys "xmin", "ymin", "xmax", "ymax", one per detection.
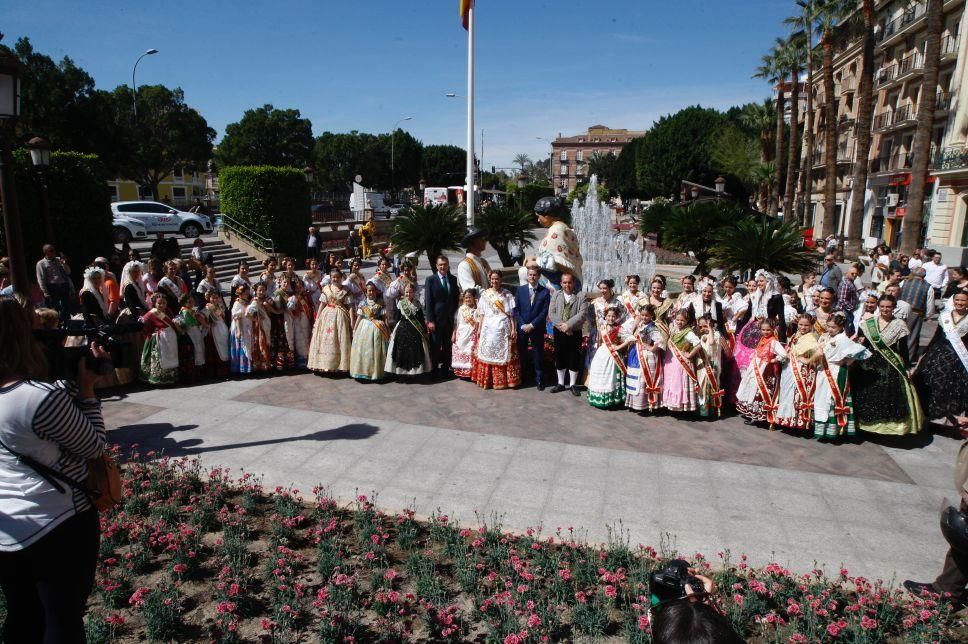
[{"xmin": 0, "ymin": 297, "xmax": 107, "ymax": 642}]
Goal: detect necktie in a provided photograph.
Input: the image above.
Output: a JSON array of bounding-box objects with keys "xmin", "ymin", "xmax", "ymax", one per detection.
[
  {"xmin": 441, "ymin": 274, "xmax": 448, "ymax": 294},
  {"xmin": 530, "ymin": 287, "xmax": 535, "ymax": 305}
]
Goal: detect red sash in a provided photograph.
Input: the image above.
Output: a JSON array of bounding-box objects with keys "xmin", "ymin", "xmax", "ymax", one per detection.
[
  {"xmin": 752, "ymin": 356, "xmax": 779, "ymax": 428},
  {"xmin": 788, "ymin": 339, "xmax": 816, "ymax": 425},
  {"xmin": 636, "ymin": 338, "xmax": 663, "ymax": 410},
  {"xmin": 602, "ymin": 328, "xmax": 628, "ymax": 375},
  {"xmin": 698, "ymin": 350, "xmax": 724, "ymax": 416},
  {"xmin": 669, "ymin": 339, "xmax": 699, "ymax": 393},
  {"xmin": 820, "ymin": 357, "xmax": 851, "ymax": 427}
]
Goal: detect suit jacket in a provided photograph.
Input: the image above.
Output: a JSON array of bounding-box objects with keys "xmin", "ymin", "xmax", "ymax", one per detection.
[
  {"xmin": 548, "ymin": 290, "xmax": 588, "ymax": 334},
  {"xmin": 423, "ymin": 272, "xmax": 460, "ymax": 328},
  {"xmin": 514, "ymin": 284, "xmax": 550, "ymax": 334},
  {"xmin": 820, "ymin": 264, "xmax": 843, "ymax": 294},
  {"xmin": 689, "ymin": 300, "xmax": 726, "ymax": 336}
]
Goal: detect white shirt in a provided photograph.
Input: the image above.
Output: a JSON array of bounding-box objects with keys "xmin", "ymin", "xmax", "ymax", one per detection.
[
  {"xmin": 908, "ymin": 258, "xmax": 923, "ymax": 271},
  {"xmin": 923, "ymin": 262, "xmax": 949, "ymax": 290},
  {"xmin": 307, "ymin": 234, "xmax": 318, "ymax": 248},
  {"xmin": 894, "ymin": 299, "xmax": 910, "ymax": 320}
]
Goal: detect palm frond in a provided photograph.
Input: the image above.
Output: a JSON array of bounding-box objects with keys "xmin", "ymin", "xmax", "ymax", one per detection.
[
  {"xmin": 710, "ymin": 217, "xmax": 815, "ymax": 276},
  {"xmin": 390, "ymin": 203, "xmax": 465, "ymax": 264}
]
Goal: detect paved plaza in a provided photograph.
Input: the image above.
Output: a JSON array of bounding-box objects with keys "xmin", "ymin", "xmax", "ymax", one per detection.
[{"xmin": 102, "ymin": 371, "xmax": 962, "ymax": 586}]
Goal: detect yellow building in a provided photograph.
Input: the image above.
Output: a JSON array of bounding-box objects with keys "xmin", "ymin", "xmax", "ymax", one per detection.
[{"xmin": 107, "ymin": 167, "xmax": 208, "ymax": 208}]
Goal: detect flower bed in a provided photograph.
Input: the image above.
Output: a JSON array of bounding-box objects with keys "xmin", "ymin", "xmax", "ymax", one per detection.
[{"xmin": 1, "ymin": 448, "xmax": 964, "ymax": 642}]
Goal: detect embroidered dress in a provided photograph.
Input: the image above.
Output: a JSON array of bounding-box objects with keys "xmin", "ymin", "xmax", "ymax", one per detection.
[
  {"xmin": 813, "ymin": 332, "xmax": 870, "ymax": 439},
  {"xmin": 350, "ymin": 299, "xmax": 390, "ymax": 380},
  {"xmin": 203, "ymin": 302, "xmax": 231, "ymax": 378},
  {"xmin": 345, "ymin": 272, "xmax": 367, "ymax": 308},
  {"xmin": 308, "ymin": 285, "xmax": 353, "ymax": 373},
  {"xmin": 536, "ymin": 220, "xmax": 583, "ymax": 286},
  {"xmin": 852, "ymin": 317, "xmax": 924, "ymax": 436},
  {"xmin": 303, "ymin": 271, "xmax": 323, "ymax": 308},
  {"xmin": 696, "ymin": 331, "xmax": 725, "ymax": 417},
  {"xmin": 619, "ymin": 290, "xmax": 646, "ymax": 319},
  {"xmin": 267, "ymin": 291, "xmax": 295, "ymax": 371},
  {"xmin": 246, "ymin": 299, "xmax": 272, "ymax": 372},
  {"xmin": 624, "ymin": 318, "xmax": 665, "ymax": 411},
  {"xmin": 230, "ymin": 300, "xmax": 254, "ymax": 374},
  {"xmin": 138, "ymin": 310, "xmax": 179, "ymax": 385},
  {"xmin": 384, "ymin": 277, "xmax": 418, "ymax": 326},
  {"xmin": 451, "ymin": 304, "xmax": 478, "ymax": 378},
  {"xmin": 775, "ymin": 332, "xmax": 819, "ymax": 430},
  {"xmin": 586, "ymin": 296, "xmax": 626, "ymax": 371},
  {"xmin": 736, "ymin": 336, "xmax": 788, "ymax": 426},
  {"xmin": 734, "ymin": 289, "xmax": 773, "ymax": 372},
  {"xmin": 587, "ymin": 325, "xmax": 630, "ymax": 408},
  {"xmin": 228, "ymin": 274, "xmax": 251, "ymax": 310},
  {"xmin": 661, "ymin": 323, "xmax": 701, "ymax": 412},
  {"xmin": 471, "ymin": 288, "xmax": 521, "ymax": 390},
  {"xmin": 916, "ymin": 310, "xmax": 968, "ymax": 419},
  {"xmin": 286, "ymin": 293, "xmax": 315, "ymax": 368},
  {"xmin": 385, "ymin": 299, "xmax": 432, "ymax": 375}
]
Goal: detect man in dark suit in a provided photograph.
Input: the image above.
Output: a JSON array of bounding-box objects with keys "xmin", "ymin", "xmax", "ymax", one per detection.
[
  {"xmin": 424, "ymin": 255, "xmax": 460, "ymax": 379},
  {"xmin": 689, "ymin": 283, "xmax": 726, "ymax": 336},
  {"xmin": 515, "ymin": 265, "xmax": 551, "ymax": 389}
]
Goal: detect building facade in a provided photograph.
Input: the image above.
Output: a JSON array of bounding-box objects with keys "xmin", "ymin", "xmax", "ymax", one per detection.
[
  {"xmin": 549, "ymin": 125, "xmax": 646, "ymax": 195},
  {"xmin": 107, "ymin": 167, "xmax": 212, "ymax": 208}
]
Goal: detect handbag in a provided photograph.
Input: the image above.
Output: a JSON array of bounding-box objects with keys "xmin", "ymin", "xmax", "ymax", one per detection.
[{"xmin": 0, "ymin": 439, "xmax": 122, "ymax": 512}]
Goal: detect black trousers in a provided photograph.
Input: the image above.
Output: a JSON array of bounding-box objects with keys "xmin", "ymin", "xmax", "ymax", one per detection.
[
  {"xmin": 518, "ymin": 330, "xmax": 545, "ymax": 384},
  {"xmin": 935, "ymin": 500, "xmax": 968, "ymax": 599},
  {"xmin": 0, "ymin": 508, "xmax": 100, "ymax": 643},
  {"xmin": 553, "ymin": 329, "xmax": 583, "ymax": 372},
  {"xmin": 430, "ymin": 322, "xmax": 454, "ymax": 373}
]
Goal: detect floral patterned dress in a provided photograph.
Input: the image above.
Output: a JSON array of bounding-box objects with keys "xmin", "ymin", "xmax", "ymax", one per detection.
[
  {"xmin": 451, "ymin": 304, "xmax": 478, "ymax": 378},
  {"xmin": 308, "ymin": 284, "xmax": 353, "ymax": 373},
  {"xmin": 350, "ymin": 299, "xmax": 390, "ymax": 381},
  {"xmin": 138, "ymin": 309, "xmax": 179, "ymax": 385},
  {"xmin": 471, "ymin": 288, "xmax": 521, "ymax": 390}
]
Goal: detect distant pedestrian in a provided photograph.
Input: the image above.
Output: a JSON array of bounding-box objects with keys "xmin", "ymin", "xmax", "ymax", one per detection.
[{"xmin": 898, "ymin": 267, "xmax": 933, "ymax": 359}]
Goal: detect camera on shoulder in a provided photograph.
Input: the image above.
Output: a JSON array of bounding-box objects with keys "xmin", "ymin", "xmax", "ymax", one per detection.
[{"xmin": 650, "ymin": 559, "xmax": 707, "ymax": 606}]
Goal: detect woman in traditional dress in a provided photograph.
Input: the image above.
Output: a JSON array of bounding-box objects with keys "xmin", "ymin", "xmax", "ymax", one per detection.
[
  {"xmin": 812, "ymin": 312, "xmax": 869, "ymax": 440},
  {"xmin": 345, "ymin": 257, "xmax": 367, "ymax": 308},
  {"xmin": 78, "ymin": 266, "xmax": 109, "ymax": 326},
  {"xmin": 851, "ymin": 294, "xmax": 924, "ymax": 436},
  {"xmin": 624, "ymin": 303, "xmax": 665, "ymax": 412},
  {"xmin": 258, "ymin": 257, "xmax": 279, "ymax": 295},
  {"xmin": 303, "ymin": 258, "xmax": 324, "ymax": 309},
  {"xmin": 117, "ymin": 260, "xmax": 149, "ymax": 384},
  {"xmin": 736, "ymin": 319, "xmax": 787, "ymax": 428},
  {"xmin": 138, "ymin": 293, "xmax": 181, "ymax": 385},
  {"xmin": 586, "ymin": 279, "xmax": 626, "ymax": 371},
  {"xmin": 286, "ymin": 278, "xmax": 315, "ymax": 369},
  {"xmin": 695, "ymin": 315, "xmax": 725, "ymax": 418},
  {"xmin": 265, "ymin": 273, "xmax": 295, "ymax": 371},
  {"xmin": 174, "ymin": 280, "xmax": 205, "ymax": 383},
  {"xmin": 916, "ymin": 289, "xmax": 968, "ymax": 422},
  {"xmin": 385, "ymin": 282, "xmax": 432, "ymax": 378},
  {"xmin": 195, "ymin": 265, "xmax": 225, "ymax": 311},
  {"xmin": 734, "ymin": 270, "xmax": 787, "ymax": 376},
  {"xmin": 662, "ymin": 308, "xmax": 702, "ymax": 413},
  {"xmin": 371, "ymin": 256, "xmax": 394, "ymax": 295},
  {"xmin": 619, "ymin": 274, "xmax": 646, "ymax": 319},
  {"xmin": 720, "ymin": 275, "xmax": 746, "ymax": 405},
  {"xmin": 471, "ymin": 270, "xmax": 521, "ymax": 390},
  {"xmin": 279, "ymin": 257, "xmax": 299, "ymax": 295},
  {"xmin": 350, "ymin": 281, "xmax": 390, "ymax": 381},
  {"xmin": 775, "ymin": 313, "xmax": 820, "ymax": 431},
  {"xmin": 385, "ymin": 261, "xmax": 417, "ymax": 326},
  {"xmin": 157, "ymin": 260, "xmax": 189, "ymax": 314},
  {"xmin": 230, "ymin": 284, "xmax": 255, "ymax": 374},
  {"xmin": 586, "ymin": 305, "xmax": 634, "ymax": 409},
  {"xmin": 671, "ymin": 275, "xmax": 699, "ymax": 318},
  {"xmin": 451, "ymin": 289, "xmax": 479, "ymax": 379},
  {"xmin": 246, "ymin": 283, "xmax": 272, "ymax": 373},
  {"xmin": 647, "ymin": 276, "xmax": 674, "ymax": 333},
  {"xmin": 852, "ymin": 291, "xmax": 879, "ymax": 339},
  {"xmin": 201, "ymin": 289, "xmax": 231, "ymax": 379},
  {"xmin": 228, "ymin": 261, "xmax": 251, "ymax": 311},
  {"xmin": 307, "ymin": 269, "xmax": 353, "ymax": 374}
]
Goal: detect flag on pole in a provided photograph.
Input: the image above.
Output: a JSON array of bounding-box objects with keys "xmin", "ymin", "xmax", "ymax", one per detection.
[{"xmin": 460, "ymin": 0, "xmax": 474, "ymax": 30}]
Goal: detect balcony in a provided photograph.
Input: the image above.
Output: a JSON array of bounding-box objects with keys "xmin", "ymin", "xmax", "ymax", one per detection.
[
  {"xmin": 896, "ymin": 52, "xmax": 924, "ymax": 80},
  {"xmin": 934, "ymin": 147, "xmax": 968, "ymax": 171},
  {"xmin": 941, "ymin": 34, "xmax": 959, "ymax": 60},
  {"xmin": 839, "ymin": 77, "xmax": 856, "ymax": 95},
  {"xmin": 873, "ymin": 111, "xmax": 892, "ymax": 130},
  {"xmin": 812, "ymin": 145, "xmax": 855, "ymax": 167},
  {"xmin": 877, "ymin": 3, "xmax": 926, "ymax": 48},
  {"xmin": 891, "ymin": 103, "xmax": 917, "ymax": 127},
  {"xmin": 876, "ymin": 65, "xmax": 897, "ymax": 87},
  {"xmin": 869, "ymin": 152, "xmax": 913, "ymax": 173},
  {"xmin": 936, "ymin": 91, "xmax": 952, "ymax": 112}
]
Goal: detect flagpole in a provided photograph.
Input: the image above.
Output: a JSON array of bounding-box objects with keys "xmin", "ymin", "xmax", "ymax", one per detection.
[{"xmin": 465, "ymin": 3, "xmax": 475, "ymax": 227}]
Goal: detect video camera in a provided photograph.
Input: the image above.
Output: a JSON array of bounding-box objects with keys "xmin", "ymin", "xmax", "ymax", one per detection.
[
  {"xmin": 649, "ymin": 559, "xmax": 707, "ymax": 606},
  {"xmin": 33, "ymin": 320, "xmax": 144, "ymax": 380}
]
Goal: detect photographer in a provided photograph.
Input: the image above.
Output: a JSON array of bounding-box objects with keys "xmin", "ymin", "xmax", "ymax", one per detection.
[
  {"xmin": 650, "ymin": 559, "xmax": 744, "ymax": 644},
  {"xmin": 0, "ymin": 297, "xmax": 107, "ymax": 642}
]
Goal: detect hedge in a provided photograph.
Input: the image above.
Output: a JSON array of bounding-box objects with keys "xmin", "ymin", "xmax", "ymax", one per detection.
[
  {"xmin": 0, "ymin": 150, "xmax": 113, "ymax": 273},
  {"xmin": 218, "ymin": 166, "xmax": 308, "ymax": 259}
]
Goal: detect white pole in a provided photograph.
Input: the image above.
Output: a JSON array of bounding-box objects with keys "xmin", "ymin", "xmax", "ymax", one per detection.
[{"xmin": 465, "ymin": 4, "xmax": 475, "ymax": 227}]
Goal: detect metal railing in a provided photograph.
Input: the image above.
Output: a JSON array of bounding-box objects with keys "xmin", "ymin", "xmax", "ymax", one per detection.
[
  {"xmin": 898, "ymin": 52, "xmax": 924, "ymax": 76},
  {"xmin": 935, "ymin": 147, "xmax": 968, "ymax": 171},
  {"xmin": 876, "ymin": 65, "xmax": 897, "ymax": 86},
  {"xmin": 216, "ymin": 213, "xmax": 276, "ymax": 257},
  {"xmin": 877, "ymin": 3, "xmax": 926, "ymax": 43},
  {"xmin": 941, "ymin": 34, "xmax": 959, "ymax": 57},
  {"xmin": 936, "ymin": 91, "xmax": 952, "ymax": 111},
  {"xmin": 892, "ymin": 104, "xmax": 916, "ymax": 124}
]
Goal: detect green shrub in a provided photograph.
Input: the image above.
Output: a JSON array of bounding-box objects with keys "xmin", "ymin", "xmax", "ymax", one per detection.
[
  {"xmin": 0, "ymin": 150, "xmax": 112, "ymax": 271},
  {"xmin": 218, "ymin": 166, "xmax": 309, "ymax": 258}
]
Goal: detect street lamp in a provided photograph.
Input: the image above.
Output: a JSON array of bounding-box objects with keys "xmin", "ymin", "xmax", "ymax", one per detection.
[
  {"xmin": 27, "ymin": 136, "xmax": 54, "ymax": 243},
  {"xmin": 391, "ymin": 115, "xmax": 413, "ymax": 199},
  {"xmin": 516, "ymin": 173, "xmax": 528, "ymax": 189},
  {"xmin": 0, "ymin": 48, "xmax": 28, "ymax": 294},
  {"xmin": 715, "ymin": 176, "xmax": 726, "ymax": 195},
  {"xmin": 131, "ymin": 48, "xmax": 159, "ymax": 119}
]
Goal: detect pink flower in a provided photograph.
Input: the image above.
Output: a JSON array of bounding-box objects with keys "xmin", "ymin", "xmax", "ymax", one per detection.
[
  {"xmin": 105, "ymin": 614, "xmax": 125, "ymax": 626},
  {"xmin": 638, "ymin": 614, "xmax": 650, "ymax": 631},
  {"xmin": 128, "ymin": 587, "xmax": 150, "ymax": 607},
  {"xmin": 527, "ymin": 613, "xmax": 542, "ymax": 628},
  {"xmin": 172, "ymin": 563, "xmax": 187, "ymax": 575},
  {"xmin": 860, "ymin": 616, "xmax": 877, "ymax": 630},
  {"xmin": 604, "ymin": 585, "xmax": 617, "ymax": 599}
]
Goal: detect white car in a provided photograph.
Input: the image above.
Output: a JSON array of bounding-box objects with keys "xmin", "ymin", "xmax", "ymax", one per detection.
[
  {"xmin": 112, "ymin": 215, "xmax": 148, "ymax": 244},
  {"xmin": 110, "ymin": 201, "xmax": 213, "ymax": 238}
]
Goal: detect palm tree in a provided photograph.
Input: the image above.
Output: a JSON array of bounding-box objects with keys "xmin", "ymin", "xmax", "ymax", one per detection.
[
  {"xmin": 512, "ymin": 153, "xmax": 531, "ymax": 175},
  {"xmin": 753, "ymin": 41, "xmax": 787, "ymax": 217},
  {"xmin": 900, "ymin": 0, "xmax": 944, "ymax": 255},
  {"xmin": 752, "ymin": 162, "xmax": 777, "ymax": 212},
  {"xmin": 781, "ymin": 33, "xmax": 806, "ymax": 223},
  {"xmin": 786, "ymin": 0, "xmax": 819, "ymax": 225},
  {"xmin": 660, "ymin": 201, "xmax": 745, "ymax": 274},
  {"xmin": 845, "ymin": 0, "xmax": 877, "ymax": 257},
  {"xmin": 711, "ymin": 217, "xmax": 817, "ymax": 276},
  {"xmin": 389, "ymin": 203, "xmax": 465, "ymax": 266},
  {"xmin": 474, "ymin": 204, "xmax": 538, "ymax": 267},
  {"xmin": 740, "ymin": 99, "xmax": 776, "ymax": 164},
  {"xmin": 816, "ymin": 0, "xmax": 846, "ymax": 239}
]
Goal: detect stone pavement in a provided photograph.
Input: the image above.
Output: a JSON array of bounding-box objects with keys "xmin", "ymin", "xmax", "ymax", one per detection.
[{"xmin": 101, "ymin": 373, "xmax": 962, "ymax": 586}]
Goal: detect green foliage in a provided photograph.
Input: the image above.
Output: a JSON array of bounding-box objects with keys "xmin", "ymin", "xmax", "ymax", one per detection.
[
  {"xmin": 0, "ymin": 151, "xmax": 112, "ymax": 268},
  {"xmin": 610, "ymin": 137, "xmax": 646, "ymax": 198},
  {"xmin": 711, "ymin": 217, "xmax": 815, "ymax": 276},
  {"xmin": 475, "ymin": 204, "xmax": 537, "ymax": 267},
  {"xmin": 216, "ymin": 104, "xmax": 314, "ymax": 168},
  {"xmin": 514, "ymin": 183, "xmax": 554, "ymax": 215},
  {"xmin": 639, "ymin": 198, "xmax": 674, "ymax": 236},
  {"xmin": 421, "ymin": 144, "xmax": 467, "ymax": 187},
  {"xmin": 218, "ymin": 166, "xmax": 309, "ymax": 258},
  {"xmin": 390, "ymin": 204, "xmax": 464, "ymax": 266},
  {"xmin": 586, "ymin": 152, "xmax": 618, "ymax": 191},
  {"xmin": 636, "ymin": 106, "xmax": 729, "ymax": 198},
  {"xmin": 661, "ymin": 201, "xmax": 748, "ymax": 273},
  {"xmin": 313, "ymin": 129, "xmax": 422, "ymax": 193},
  {"xmin": 566, "ymin": 181, "xmax": 609, "ymax": 206},
  {"xmin": 711, "ymin": 125, "xmax": 760, "ymax": 187}
]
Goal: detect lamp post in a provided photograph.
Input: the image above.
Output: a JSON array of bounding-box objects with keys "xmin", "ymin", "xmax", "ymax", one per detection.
[
  {"xmin": 27, "ymin": 136, "xmax": 54, "ymax": 244},
  {"xmin": 390, "ymin": 116, "xmax": 413, "ymax": 200},
  {"xmin": 131, "ymin": 48, "xmax": 159, "ymax": 120},
  {"xmin": 715, "ymin": 176, "xmax": 726, "ymax": 196},
  {"xmin": 0, "ymin": 49, "xmax": 28, "ymax": 295}
]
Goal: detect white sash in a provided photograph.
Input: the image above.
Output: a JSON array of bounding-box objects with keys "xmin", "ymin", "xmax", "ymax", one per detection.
[
  {"xmin": 157, "ymin": 326, "xmax": 180, "ymax": 369},
  {"xmin": 939, "ymin": 311, "xmax": 968, "ymax": 376},
  {"xmin": 211, "ymin": 320, "xmax": 230, "ymax": 362}
]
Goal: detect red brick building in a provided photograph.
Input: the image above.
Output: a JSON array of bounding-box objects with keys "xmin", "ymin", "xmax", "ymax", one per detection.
[{"xmin": 549, "ymin": 125, "xmax": 646, "ymax": 195}]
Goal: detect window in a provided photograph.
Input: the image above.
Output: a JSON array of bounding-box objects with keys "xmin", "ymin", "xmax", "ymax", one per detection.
[
  {"xmin": 576, "ymin": 150, "xmax": 583, "ymax": 161},
  {"xmin": 560, "ymin": 150, "xmax": 567, "ymax": 161},
  {"xmin": 172, "ymin": 165, "xmax": 184, "ymax": 181},
  {"xmin": 560, "ymin": 164, "xmax": 567, "ymax": 175},
  {"xmin": 172, "ymin": 186, "xmax": 187, "ymax": 203}
]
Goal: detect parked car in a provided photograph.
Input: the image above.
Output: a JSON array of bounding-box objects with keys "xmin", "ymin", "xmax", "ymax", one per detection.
[
  {"xmin": 388, "ymin": 203, "xmax": 410, "ymax": 217},
  {"xmin": 110, "ymin": 201, "xmax": 213, "ymax": 238},
  {"xmin": 112, "ymin": 215, "xmax": 149, "ymax": 244}
]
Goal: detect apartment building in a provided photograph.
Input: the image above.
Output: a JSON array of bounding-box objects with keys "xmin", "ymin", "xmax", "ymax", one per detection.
[
  {"xmin": 550, "ymin": 125, "xmax": 646, "ymax": 196},
  {"xmin": 107, "ymin": 167, "xmax": 210, "ymax": 208}
]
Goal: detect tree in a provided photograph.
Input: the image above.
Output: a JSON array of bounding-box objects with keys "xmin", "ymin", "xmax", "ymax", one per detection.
[
  {"xmin": 566, "ymin": 181, "xmax": 609, "ymax": 205},
  {"xmin": 843, "ymin": 0, "xmax": 876, "ymax": 256},
  {"xmin": 816, "ymin": 0, "xmax": 846, "ymax": 238},
  {"xmin": 512, "ymin": 153, "xmax": 531, "ymax": 174},
  {"xmin": 753, "ymin": 39, "xmax": 787, "ymax": 217},
  {"xmin": 659, "ymin": 200, "xmax": 743, "ymax": 274},
  {"xmin": 900, "ymin": 0, "xmax": 944, "ymax": 255},
  {"xmin": 390, "ymin": 204, "xmax": 465, "ymax": 266},
  {"xmin": 421, "ymin": 144, "xmax": 467, "ymax": 187},
  {"xmin": 781, "ymin": 33, "xmax": 805, "ymax": 223},
  {"xmin": 639, "ymin": 199, "xmax": 675, "ymax": 242},
  {"xmin": 739, "ymin": 99, "xmax": 776, "ymax": 163},
  {"xmin": 636, "ymin": 106, "xmax": 728, "ymax": 198},
  {"xmin": 611, "ymin": 137, "xmax": 645, "ymax": 198},
  {"xmin": 711, "ymin": 124, "xmax": 761, "ymax": 194},
  {"xmin": 475, "ymin": 204, "xmax": 537, "ymax": 267},
  {"xmin": 711, "ymin": 217, "xmax": 816, "ymax": 275},
  {"xmin": 586, "ymin": 151, "xmax": 618, "ymax": 190},
  {"xmin": 787, "ymin": 1, "xmax": 820, "ymax": 224},
  {"xmin": 216, "ymin": 104, "xmax": 314, "ymax": 168},
  {"xmin": 109, "ymin": 84, "xmax": 215, "ymax": 200},
  {"xmin": 314, "ymin": 131, "xmax": 377, "ymax": 192}
]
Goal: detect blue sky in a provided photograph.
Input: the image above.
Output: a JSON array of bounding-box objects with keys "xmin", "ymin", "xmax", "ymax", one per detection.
[{"xmin": 8, "ymin": 0, "xmax": 793, "ymax": 169}]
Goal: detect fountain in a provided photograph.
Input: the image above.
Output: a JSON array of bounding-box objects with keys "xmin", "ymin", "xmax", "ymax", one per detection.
[{"xmin": 571, "ymin": 175, "xmax": 656, "ymax": 291}]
